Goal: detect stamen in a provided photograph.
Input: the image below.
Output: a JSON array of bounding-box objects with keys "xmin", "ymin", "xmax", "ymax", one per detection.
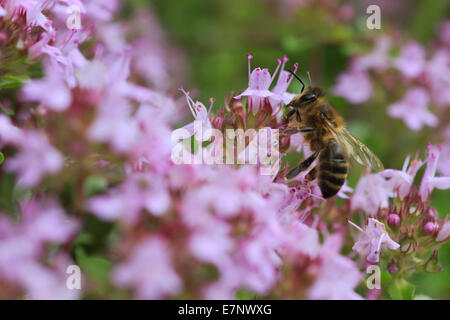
[
  {"xmin": 178, "ymin": 87, "xmax": 197, "ymax": 118},
  {"xmin": 208, "ymin": 98, "xmax": 215, "ymax": 115},
  {"xmin": 348, "ymin": 219, "xmax": 366, "ymax": 234},
  {"xmin": 247, "ymin": 53, "xmax": 253, "ymax": 79}
]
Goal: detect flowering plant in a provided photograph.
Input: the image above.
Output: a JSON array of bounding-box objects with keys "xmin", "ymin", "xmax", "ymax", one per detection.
[{"xmin": 0, "ymin": 0, "xmax": 448, "ymax": 300}]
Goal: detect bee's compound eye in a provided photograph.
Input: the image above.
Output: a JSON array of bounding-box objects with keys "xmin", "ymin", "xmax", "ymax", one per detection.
[{"xmin": 301, "ymin": 93, "xmax": 317, "ymax": 102}]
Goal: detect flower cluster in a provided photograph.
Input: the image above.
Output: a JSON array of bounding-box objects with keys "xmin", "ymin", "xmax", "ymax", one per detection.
[{"xmin": 0, "ymin": 1, "xmax": 448, "ymax": 300}]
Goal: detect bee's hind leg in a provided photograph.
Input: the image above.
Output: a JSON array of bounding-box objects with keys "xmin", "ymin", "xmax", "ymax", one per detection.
[
  {"xmin": 305, "ymin": 166, "xmax": 317, "ymax": 182},
  {"xmin": 286, "ymin": 150, "xmax": 320, "ymax": 179}
]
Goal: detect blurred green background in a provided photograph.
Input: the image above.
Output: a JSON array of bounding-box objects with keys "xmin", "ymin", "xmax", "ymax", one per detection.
[{"xmin": 130, "ymin": 0, "xmax": 449, "ymax": 298}]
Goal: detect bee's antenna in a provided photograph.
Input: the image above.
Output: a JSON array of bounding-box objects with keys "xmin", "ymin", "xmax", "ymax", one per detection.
[
  {"xmin": 307, "ymin": 71, "xmax": 312, "ymax": 86},
  {"xmin": 287, "ymin": 69, "xmax": 305, "ymax": 93}
]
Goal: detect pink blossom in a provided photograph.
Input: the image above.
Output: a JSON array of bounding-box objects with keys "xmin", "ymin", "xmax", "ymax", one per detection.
[
  {"xmin": 357, "ymin": 36, "xmax": 391, "ymax": 71},
  {"xmin": 426, "ymin": 49, "xmax": 450, "ymax": 108},
  {"xmin": 388, "ymin": 87, "xmax": 438, "ymax": 131},
  {"xmin": 419, "ymin": 143, "xmax": 450, "ymax": 202},
  {"xmin": 332, "ymin": 65, "xmax": 372, "ymax": 104},
  {"xmin": 22, "ymin": 62, "xmax": 72, "ymax": 111},
  {"xmin": 5, "ymin": 131, "xmax": 63, "ymax": 187},
  {"xmin": 436, "ymin": 221, "xmax": 450, "ymax": 242},
  {"xmin": 88, "ymin": 93, "xmax": 139, "ymax": 153},
  {"xmin": 349, "ymin": 218, "xmax": 400, "ymax": 263},
  {"xmin": 235, "ymin": 54, "xmax": 276, "ymax": 114},
  {"xmin": 381, "ymin": 153, "xmax": 423, "ymax": 199},
  {"xmin": 113, "ymin": 237, "xmax": 182, "ymax": 299},
  {"xmin": 393, "ymin": 42, "xmax": 426, "ymax": 78},
  {"xmin": 269, "ymin": 57, "xmax": 298, "ymax": 108},
  {"xmin": 0, "ymin": 115, "xmax": 22, "ymax": 145},
  {"xmin": 88, "ymin": 173, "xmax": 170, "ymax": 225},
  {"xmin": 3, "ymin": 0, "xmax": 54, "ymax": 31},
  {"xmin": 351, "ymin": 174, "xmax": 391, "ymax": 216},
  {"xmin": 307, "ymin": 234, "xmax": 362, "ymax": 300},
  {"xmin": 0, "ymin": 198, "xmax": 79, "ymax": 298},
  {"xmin": 172, "ymin": 87, "xmax": 214, "ymax": 142}
]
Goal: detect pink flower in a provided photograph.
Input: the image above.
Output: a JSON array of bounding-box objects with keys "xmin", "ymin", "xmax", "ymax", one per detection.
[
  {"xmin": 172, "ymin": 87, "xmax": 214, "ymax": 142},
  {"xmin": 0, "ymin": 198, "xmax": 79, "ymax": 299},
  {"xmin": 357, "ymin": 36, "xmax": 391, "ymax": 71},
  {"xmin": 393, "ymin": 42, "xmax": 426, "ymax": 78},
  {"xmin": 235, "ymin": 54, "xmax": 276, "ymax": 114},
  {"xmin": 3, "ymin": 0, "xmax": 54, "ymax": 31},
  {"xmin": 22, "ymin": 62, "xmax": 72, "ymax": 111},
  {"xmin": 5, "ymin": 131, "xmax": 63, "ymax": 187},
  {"xmin": 307, "ymin": 234, "xmax": 362, "ymax": 300},
  {"xmin": 332, "ymin": 65, "xmax": 372, "ymax": 104},
  {"xmin": 269, "ymin": 57, "xmax": 298, "ymax": 108},
  {"xmin": 419, "ymin": 143, "xmax": 450, "ymax": 202},
  {"xmin": 349, "ymin": 218, "xmax": 400, "ymax": 263},
  {"xmin": 381, "ymin": 153, "xmax": 423, "ymax": 199},
  {"xmin": 426, "ymin": 50, "xmax": 450, "ymax": 108},
  {"xmin": 0, "ymin": 115, "xmax": 22, "ymax": 145},
  {"xmin": 88, "ymin": 93, "xmax": 139, "ymax": 153},
  {"xmin": 388, "ymin": 87, "xmax": 438, "ymax": 131},
  {"xmin": 88, "ymin": 173, "xmax": 170, "ymax": 225},
  {"xmin": 113, "ymin": 237, "xmax": 182, "ymax": 299},
  {"xmin": 436, "ymin": 221, "xmax": 450, "ymax": 242},
  {"xmin": 351, "ymin": 174, "xmax": 391, "ymax": 216}
]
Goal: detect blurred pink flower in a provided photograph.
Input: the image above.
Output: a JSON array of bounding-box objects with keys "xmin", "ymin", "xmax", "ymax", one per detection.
[
  {"xmin": 419, "ymin": 143, "xmax": 450, "ymax": 202},
  {"xmin": 388, "ymin": 87, "xmax": 438, "ymax": 131},
  {"xmin": 349, "ymin": 218, "xmax": 400, "ymax": 263},
  {"xmin": 358, "ymin": 36, "xmax": 391, "ymax": 71},
  {"xmin": 113, "ymin": 237, "xmax": 182, "ymax": 299},
  {"xmin": 0, "ymin": 198, "xmax": 79, "ymax": 299},
  {"xmin": 5, "ymin": 131, "xmax": 63, "ymax": 187},
  {"xmin": 393, "ymin": 42, "xmax": 426, "ymax": 78},
  {"xmin": 426, "ymin": 49, "xmax": 450, "ymax": 108},
  {"xmin": 307, "ymin": 234, "xmax": 362, "ymax": 300},
  {"xmin": 88, "ymin": 93, "xmax": 139, "ymax": 153},
  {"xmin": 332, "ymin": 65, "xmax": 372, "ymax": 104},
  {"xmin": 22, "ymin": 62, "xmax": 72, "ymax": 111},
  {"xmin": 88, "ymin": 173, "xmax": 170, "ymax": 225},
  {"xmin": 0, "ymin": 114, "xmax": 22, "ymax": 144}
]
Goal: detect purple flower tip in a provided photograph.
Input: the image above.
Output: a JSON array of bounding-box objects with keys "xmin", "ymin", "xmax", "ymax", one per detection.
[
  {"xmin": 388, "ymin": 264, "xmax": 399, "ymax": 274},
  {"xmin": 277, "ymin": 58, "xmax": 281, "ymax": 64},
  {"xmin": 294, "ymin": 62, "xmax": 299, "ymax": 68},
  {"xmin": 387, "ymin": 214, "xmax": 400, "ymax": 227},
  {"xmin": 283, "ymin": 55, "xmax": 289, "ymax": 62},
  {"xmin": 423, "ymin": 222, "xmax": 436, "ymax": 235},
  {"xmin": 247, "ymin": 54, "xmax": 253, "ymax": 60}
]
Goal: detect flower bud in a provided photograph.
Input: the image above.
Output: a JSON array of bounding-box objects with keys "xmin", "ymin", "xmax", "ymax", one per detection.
[
  {"xmin": 388, "ymin": 264, "xmax": 399, "ymax": 274},
  {"xmin": 387, "ymin": 214, "xmax": 400, "ymax": 227},
  {"xmin": 423, "ymin": 222, "xmax": 436, "ymax": 235}
]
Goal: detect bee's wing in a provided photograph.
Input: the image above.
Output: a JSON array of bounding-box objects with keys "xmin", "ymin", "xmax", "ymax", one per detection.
[{"xmin": 324, "ymin": 120, "xmax": 384, "ymax": 172}]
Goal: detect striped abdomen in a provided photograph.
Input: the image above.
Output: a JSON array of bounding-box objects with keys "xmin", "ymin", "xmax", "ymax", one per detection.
[{"xmin": 318, "ymin": 139, "xmax": 348, "ymax": 198}]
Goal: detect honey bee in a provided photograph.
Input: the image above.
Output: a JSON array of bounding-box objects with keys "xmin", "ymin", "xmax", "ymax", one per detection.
[{"xmin": 282, "ymin": 71, "xmax": 383, "ymax": 198}]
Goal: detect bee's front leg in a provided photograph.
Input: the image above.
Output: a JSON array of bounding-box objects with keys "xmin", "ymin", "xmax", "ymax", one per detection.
[{"xmin": 286, "ymin": 150, "xmax": 320, "ymax": 179}]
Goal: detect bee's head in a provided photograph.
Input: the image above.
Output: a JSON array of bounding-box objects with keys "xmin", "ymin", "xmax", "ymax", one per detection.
[
  {"xmin": 285, "ymin": 70, "xmax": 323, "ymax": 108},
  {"xmin": 287, "ymin": 86, "xmax": 324, "ymax": 108}
]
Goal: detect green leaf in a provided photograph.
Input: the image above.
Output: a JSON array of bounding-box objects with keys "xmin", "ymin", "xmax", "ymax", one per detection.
[
  {"xmin": 0, "ymin": 75, "xmax": 29, "ymax": 89},
  {"xmin": 0, "ymin": 152, "xmax": 4, "ymax": 164},
  {"xmin": 84, "ymin": 175, "xmax": 108, "ymax": 196},
  {"xmin": 75, "ymin": 247, "xmax": 113, "ymax": 284},
  {"xmin": 388, "ymin": 279, "xmax": 416, "ymax": 300}
]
